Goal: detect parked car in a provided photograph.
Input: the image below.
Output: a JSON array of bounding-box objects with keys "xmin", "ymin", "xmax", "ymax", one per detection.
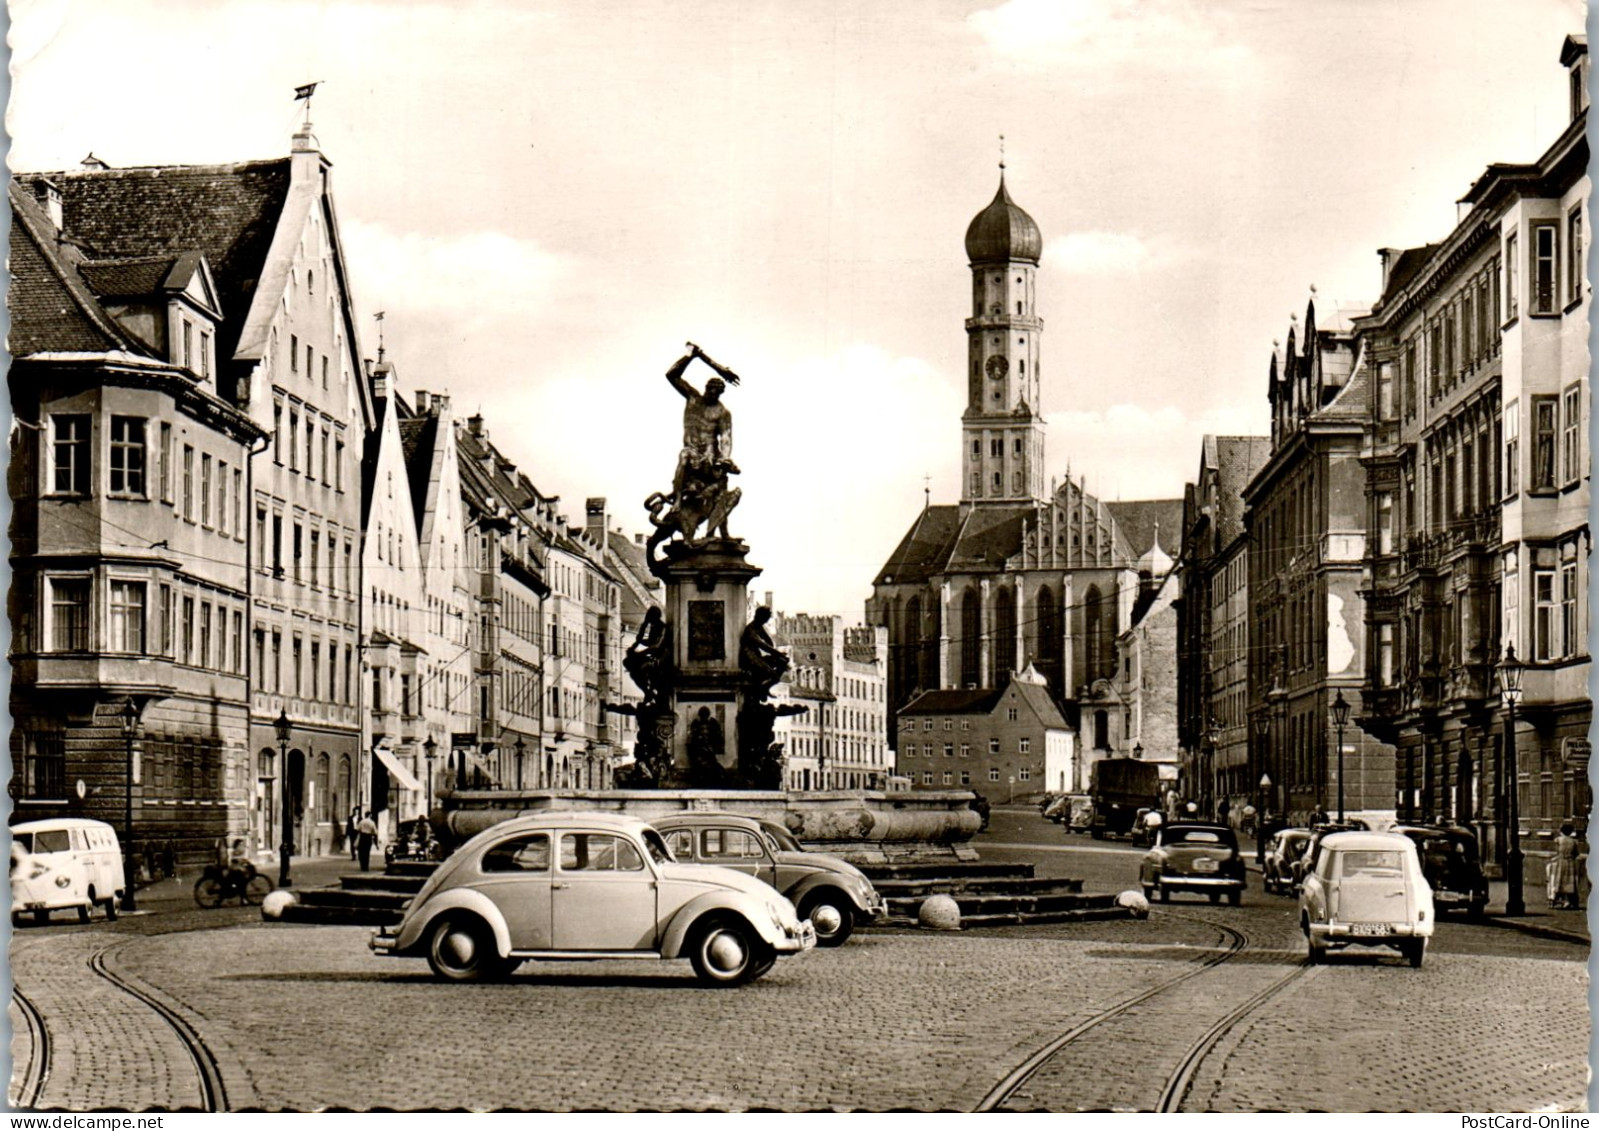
[
  {"xmin": 1139, "ymin": 823, "xmax": 1246, "ymax": 905},
  {"xmin": 1299, "ymin": 830, "xmax": 1434, "ymax": 967},
  {"xmin": 1391, "ymin": 825, "xmax": 1488, "ymax": 918},
  {"xmin": 1041, "ymin": 794, "xmax": 1071, "ymax": 822},
  {"xmin": 10, "ymin": 818, "xmax": 125, "ymax": 924},
  {"xmin": 652, "ymin": 812, "xmax": 883, "ymax": 947},
  {"xmin": 370, "ymin": 812, "xmax": 815, "ymax": 985},
  {"xmin": 1263, "ymin": 828, "xmax": 1311, "ymax": 895}
]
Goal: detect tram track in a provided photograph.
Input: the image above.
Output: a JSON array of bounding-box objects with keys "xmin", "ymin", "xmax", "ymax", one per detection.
[
  {"xmin": 974, "ymin": 911, "xmax": 1312, "ymax": 1113},
  {"xmin": 87, "ymin": 941, "xmax": 228, "ymax": 1112},
  {"xmin": 10, "ymin": 985, "xmax": 51, "ymax": 1110}
]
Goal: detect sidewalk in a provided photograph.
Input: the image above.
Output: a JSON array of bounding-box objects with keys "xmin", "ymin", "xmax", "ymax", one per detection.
[
  {"xmin": 1239, "ymin": 832, "xmax": 1589, "ymax": 946},
  {"xmin": 125, "ymin": 853, "xmax": 363, "ymax": 917}
]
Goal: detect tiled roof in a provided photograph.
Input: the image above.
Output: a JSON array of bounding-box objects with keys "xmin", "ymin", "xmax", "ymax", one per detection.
[
  {"xmin": 947, "ymin": 507, "xmax": 1030, "ymax": 570},
  {"xmin": 1012, "ymin": 680, "xmax": 1068, "ymax": 729},
  {"xmin": 876, "ymin": 505, "xmax": 963, "ymax": 585},
  {"xmin": 1381, "ymin": 244, "xmax": 1441, "ymax": 304},
  {"xmin": 900, "ymin": 687, "xmax": 1002, "ymax": 715},
  {"xmin": 7, "ymin": 183, "xmax": 135, "ymax": 356},
  {"xmin": 16, "ymin": 160, "xmax": 291, "ymax": 369},
  {"xmin": 398, "ymin": 412, "xmax": 439, "ymax": 536},
  {"xmin": 1211, "ymin": 436, "xmax": 1270, "ymax": 548},
  {"xmin": 77, "ymin": 255, "xmax": 180, "ymax": 299},
  {"xmin": 1105, "ymin": 499, "xmax": 1183, "ymax": 562}
]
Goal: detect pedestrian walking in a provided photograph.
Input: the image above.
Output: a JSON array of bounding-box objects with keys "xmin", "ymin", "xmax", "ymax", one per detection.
[
  {"xmin": 347, "ymin": 806, "xmax": 360, "ymax": 862},
  {"xmin": 356, "ymin": 810, "xmax": 378, "ymax": 872},
  {"xmin": 1549, "ymin": 823, "xmax": 1581, "ymax": 909}
]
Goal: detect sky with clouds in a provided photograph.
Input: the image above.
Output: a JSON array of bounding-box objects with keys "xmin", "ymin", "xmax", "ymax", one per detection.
[{"xmin": 7, "ymin": 0, "xmax": 1587, "ymax": 616}]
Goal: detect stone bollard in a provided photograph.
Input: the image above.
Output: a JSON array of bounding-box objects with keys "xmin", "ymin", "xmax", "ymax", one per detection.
[
  {"xmin": 1116, "ymin": 890, "xmax": 1150, "ymax": 919},
  {"xmin": 918, "ymin": 893, "xmax": 961, "ymax": 930},
  {"xmin": 261, "ymin": 889, "xmax": 298, "ymax": 921}
]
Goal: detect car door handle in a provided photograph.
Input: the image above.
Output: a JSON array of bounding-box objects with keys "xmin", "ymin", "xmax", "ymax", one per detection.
[{"xmin": 552, "ymin": 882, "xmax": 570, "ymax": 890}]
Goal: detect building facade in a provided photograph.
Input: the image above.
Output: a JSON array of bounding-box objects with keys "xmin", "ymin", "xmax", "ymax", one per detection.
[
  {"xmin": 1246, "ymin": 296, "xmax": 1396, "ymax": 826},
  {"xmin": 894, "ymin": 667, "xmax": 1071, "ymax": 797},
  {"xmin": 1175, "ymin": 435, "xmax": 1270, "ymax": 817},
  {"xmin": 1354, "ymin": 35, "xmax": 1589, "ymax": 872},
  {"xmin": 8, "ymin": 178, "xmax": 265, "ymax": 862},
  {"xmin": 773, "ymin": 613, "xmax": 891, "ymax": 790}
]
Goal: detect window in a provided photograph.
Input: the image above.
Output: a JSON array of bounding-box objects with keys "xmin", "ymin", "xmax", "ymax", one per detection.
[
  {"xmin": 181, "ymin": 596, "xmax": 195, "ymax": 663},
  {"xmin": 158, "ymin": 583, "xmax": 172, "ymax": 655},
  {"xmin": 1376, "ymin": 362, "xmax": 1394, "ymax": 420},
  {"xmin": 1568, "ymin": 207, "xmax": 1584, "ymax": 306},
  {"xmin": 1561, "ymin": 558, "xmax": 1579, "ymax": 658},
  {"xmin": 305, "ymin": 418, "xmax": 315, "ymax": 476},
  {"xmin": 272, "ymin": 513, "xmax": 284, "ymax": 577},
  {"xmin": 159, "ymin": 422, "xmax": 173, "ymax": 501},
  {"xmin": 1561, "ymin": 386, "xmax": 1581, "ymax": 484},
  {"xmin": 1377, "ymin": 622, "xmax": 1394, "ymax": 686},
  {"xmin": 233, "ymin": 469, "xmax": 243, "ymax": 535},
  {"xmin": 181, "ymin": 320, "xmax": 193, "ymax": 370},
  {"xmin": 988, "ymin": 738, "xmax": 999, "ymax": 754},
  {"xmin": 181, "ymin": 445, "xmax": 194, "ymax": 520},
  {"xmin": 559, "ymin": 833, "xmax": 643, "ymax": 872},
  {"xmin": 49, "ymin": 577, "xmax": 89, "ymax": 650},
  {"xmin": 199, "ymin": 602, "xmax": 211, "ymax": 667},
  {"xmin": 1377, "ymin": 493, "xmax": 1394, "ymax": 554},
  {"xmin": 988, "ymin": 768, "xmax": 999, "ymax": 782},
  {"xmin": 321, "ymin": 355, "xmax": 329, "ymax": 390},
  {"xmin": 1531, "ymin": 221, "xmax": 1558, "ymax": 315},
  {"xmin": 312, "ymin": 643, "xmax": 322, "ymax": 701},
  {"xmin": 310, "ymin": 531, "xmax": 320, "ymax": 589},
  {"xmin": 960, "ymin": 771, "xmax": 971, "ymax": 786},
  {"xmin": 305, "ymin": 344, "xmax": 313, "ymax": 379},
  {"xmin": 199, "ymin": 331, "xmax": 211, "ymax": 378},
  {"xmin": 1018, "ymin": 738, "xmax": 1030, "ymax": 754},
  {"xmin": 290, "ymin": 334, "xmax": 298, "ymax": 372},
  {"xmin": 1403, "ymin": 341, "xmax": 1416, "ymax": 415},
  {"xmin": 232, "ymin": 610, "xmax": 243, "ymax": 673},
  {"xmin": 321, "ymin": 428, "xmax": 330, "ymax": 483},
  {"xmin": 970, "ymin": 439, "xmax": 979, "ymax": 461},
  {"xmin": 942, "ymin": 771, "xmax": 953, "ymax": 785},
  {"xmin": 482, "ymin": 833, "xmax": 550, "ymax": 873},
  {"xmin": 288, "ymin": 411, "xmax": 299, "ymax": 471},
  {"xmin": 960, "ymin": 744, "xmax": 970, "ymax": 758},
  {"xmin": 989, "ymin": 438, "xmax": 1002, "ymax": 458},
  {"xmin": 1504, "ymin": 403, "xmax": 1520, "ymax": 497},
  {"xmin": 200, "ymin": 454, "xmax": 212, "ymax": 525},
  {"xmin": 1007, "ymin": 707, "xmax": 1018, "ymax": 722},
  {"xmin": 923, "ymin": 718, "xmax": 933, "ymax": 731},
  {"xmin": 1534, "ymin": 569, "xmax": 1557, "ymax": 661},
  {"xmin": 1506, "ymin": 233, "xmax": 1519, "ymax": 321},
  {"xmin": 1019, "ymin": 768, "xmax": 1030, "ymax": 781},
  {"xmin": 943, "ymin": 744, "xmax": 953, "ymax": 758},
  {"xmin": 216, "ymin": 461, "xmax": 229, "ymax": 534},
  {"xmin": 292, "ymin": 522, "xmax": 303, "ymax": 584},
  {"xmin": 107, "ymin": 585, "xmax": 145, "ymax": 655},
  {"xmin": 334, "ymin": 438, "xmax": 346, "ymax": 491},
  {"xmin": 1532, "ymin": 397, "xmax": 1557, "ymax": 491},
  {"xmin": 942, "ymin": 719, "xmax": 953, "ymax": 730},
  {"xmin": 293, "ymin": 636, "xmax": 303, "ymax": 696},
  {"xmin": 109, "ymin": 417, "xmax": 146, "ymax": 495},
  {"xmin": 51, "ymin": 415, "xmax": 90, "ymax": 494},
  {"xmin": 1427, "ymin": 323, "xmax": 1441, "ymax": 397},
  {"xmin": 922, "ymin": 772, "xmax": 934, "ymax": 785}
]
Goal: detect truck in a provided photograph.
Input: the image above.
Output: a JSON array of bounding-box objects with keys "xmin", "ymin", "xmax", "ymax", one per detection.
[{"xmin": 1089, "ymin": 758, "xmax": 1162, "ymax": 839}]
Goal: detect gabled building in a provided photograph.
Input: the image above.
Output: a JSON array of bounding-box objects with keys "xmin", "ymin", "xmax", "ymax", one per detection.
[
  {"xmin": 13, "ymin": 124, "xmax": 374, "ymax": 862},
  {"xmin": 894, "ymin": 666, "xmax": 1071, "ymax": 797},
  {"xmin": 1245, "ymin": 295, "xmax": 1395, "ymax": 826},
  {"xmin": 7, "ymin": 176, "xmax": 265, "ymax": 859}
]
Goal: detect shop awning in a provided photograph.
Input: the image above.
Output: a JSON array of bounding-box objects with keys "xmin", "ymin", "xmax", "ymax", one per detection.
[{"xmin": 373, "ymin": 745, "xmax": 423, "ymax": 792}]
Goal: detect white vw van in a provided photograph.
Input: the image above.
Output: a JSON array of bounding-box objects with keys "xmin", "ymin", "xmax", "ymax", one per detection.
[{"xmin": 10, "ymin": 818, "xmax": 126, "ymax": 923}]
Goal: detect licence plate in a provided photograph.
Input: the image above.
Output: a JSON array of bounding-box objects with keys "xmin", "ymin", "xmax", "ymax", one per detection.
[
  {"xmin": 1193, "ymin": 858, "xmax": 1217, "ymax": 872},
  {"xmin": 1350, "ymin": 923, "xmax": 1393, "ymax": 936}
]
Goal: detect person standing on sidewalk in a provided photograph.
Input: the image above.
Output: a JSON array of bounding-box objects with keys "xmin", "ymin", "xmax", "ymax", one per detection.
[
  {"xmin": 1549, "ymin": 823, "xmax": 1581, "ymax": 909},
  {"xmin": 347, "ymin": 807, "xmax": 360, "ymax": 862},
  {"xmin": 356, "ymin": 811, "xmax": 378, "ymax": 873}
]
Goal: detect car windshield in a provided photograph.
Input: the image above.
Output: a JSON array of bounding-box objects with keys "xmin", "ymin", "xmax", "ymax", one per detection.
[
  {"xmin": 26, "ymin": 830, "xmax": 70, "ymax": 854},
  {"xmin": 1338, "ymin": 850, "xmax": 1405, "ymax": 878}
]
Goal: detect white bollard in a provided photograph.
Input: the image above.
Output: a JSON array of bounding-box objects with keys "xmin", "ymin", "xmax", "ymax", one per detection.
[
  {"xmin": 261, "ymin": 889, "xmax": 298, "ymax": 920},
  {"xmin": 918, "ymin": 893, "xmax": 961, "ymax": 930}
]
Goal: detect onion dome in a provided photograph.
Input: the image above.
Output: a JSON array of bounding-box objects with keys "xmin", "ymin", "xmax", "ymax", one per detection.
[{"xmin": 964, "ymin": 175, "xmax": 1042, "ymax": 265}]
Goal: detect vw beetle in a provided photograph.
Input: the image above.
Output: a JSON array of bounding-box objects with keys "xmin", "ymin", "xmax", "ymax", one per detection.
[
  {"xmin": 651, "ymin": 811, "xmax": 883, "ymax": 946},
  {"xmin": 370, "ymin": 812, "xmax": 814, "ymax": 985}
]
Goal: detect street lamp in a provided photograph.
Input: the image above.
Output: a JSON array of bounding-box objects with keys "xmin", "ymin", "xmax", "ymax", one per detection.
[
  {"xmin": 514, "ymin": 737, "xmax": 526, "ymax": 791},
  {"xmin": 1498, "ymin": 644, "xmax": 1525, "ymax": 917},
  {"xmin": 274, "ymin": 710, "xmax": 293, "ymax": 888},
  {"xmin": 1331, "ymin": 691, "xmax": 1351, "ymax": 822},
  {"xmin": 1257, "ymin": 772, "xmax": 1273, "ymax": 866},
  {"xmin": 119, "ymin": 698, "xmax": 141, "ymax": 912},
  {"xmin": 423, "ymin": 736, "xmax": 437, "ymax": 816},
  {"xmin": 1132, "ymin": 742, "xmax": 1144, "ymax": 760}
]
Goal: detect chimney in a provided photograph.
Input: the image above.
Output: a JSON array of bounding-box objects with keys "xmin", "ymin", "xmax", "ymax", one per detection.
[
  {"xmin": 468, "ymin": 413, "xmax": 485, "ymax": 438},
  {"xmin": 434, "ymin": 392, "xmax": 450, "ymax": 415},
  {"xmin": 414, "ymin": 389, "xmax": 430, "ymax": 414},
  {"xmin": 635, "ymin": 532, "xmax": 645, "ymax": 545},
  {"xmin": 32, "ymin": 179, "xmax": 62, "ymax": 232},
  {"xmin": 585, "ymin": 498, "xmax": 608, "ymax": 542},
  {"xmin": 370, "ymin": 360, "xmax": 392, "ymax": 401},
  {"xmin": 1377, "ymin": 248, "xmax": 1402, "ymax": 295},
  {"xmin": 80, "ymin": 152, "xmax": 108, "ymax": 170}
]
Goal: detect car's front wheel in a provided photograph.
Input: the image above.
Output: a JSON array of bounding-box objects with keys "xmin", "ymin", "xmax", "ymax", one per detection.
[
  {"xmin": 799, "ymin": 891, "xmax": 854, "ymax": 948},
  {"xmin": 689, "ymin": 915, "xmax": 770, "ymax": 987},
  {"xmin": 427, "ymin": 915, "xmax": 505, "ymax": 983}
]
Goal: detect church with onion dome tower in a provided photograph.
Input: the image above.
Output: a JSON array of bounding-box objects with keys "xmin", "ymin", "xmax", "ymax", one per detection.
[{"xmin": 866, "ymin": 165, "xmax": 1182, "ymax": 794}]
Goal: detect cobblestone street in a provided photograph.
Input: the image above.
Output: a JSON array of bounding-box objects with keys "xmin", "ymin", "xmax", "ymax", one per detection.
[{"xmin": 9, "ymin": 823, "xmax": 1589, "ymax": 1112}]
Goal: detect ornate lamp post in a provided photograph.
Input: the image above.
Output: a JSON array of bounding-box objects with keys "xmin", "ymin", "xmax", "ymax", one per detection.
[
  {"xmin": 1331, "ymin": 691, "xmax": 1351, "ymax": 823},
  {"xmin": 1498, "ymin": 645, "xmax": 1525, "ymax": 917},
  {"xmin": 119, "ymin": 698, "xmax": 142, "ymax": 912},
  {"xmin": 1258, "ymin": 772, "xmax": 1273, "ymax": 865},
  {"xmin": 1132, "ymin": 742, "xmax": 1144, "ymax": 760},
  {"xmin": 1253, "ymin": 711, "xmax": 1272, "ymax": 864},
  {"xmin": 514, "ymin": 737, "xmax": 526, "ymax": 791},
  {"xmin": 423, "ymin": 736, "xmax": 437, "ymax": 816},
  {"xmin": 274, "ymin": 710, "xmax": 293, "ymax": 888}
]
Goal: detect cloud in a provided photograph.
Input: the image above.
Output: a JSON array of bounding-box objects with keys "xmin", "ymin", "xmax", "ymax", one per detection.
[
  {"xmin": 1049, "ymin": 402, "xmax": 1264, "ymax": 502},
  {"xmin": 967, "ymin": 0, "xmax": 1251, "ymax": 71},
  {"xmin": 1044, "ymin": 231, "xmax": 1170, "ymax": 275}
]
